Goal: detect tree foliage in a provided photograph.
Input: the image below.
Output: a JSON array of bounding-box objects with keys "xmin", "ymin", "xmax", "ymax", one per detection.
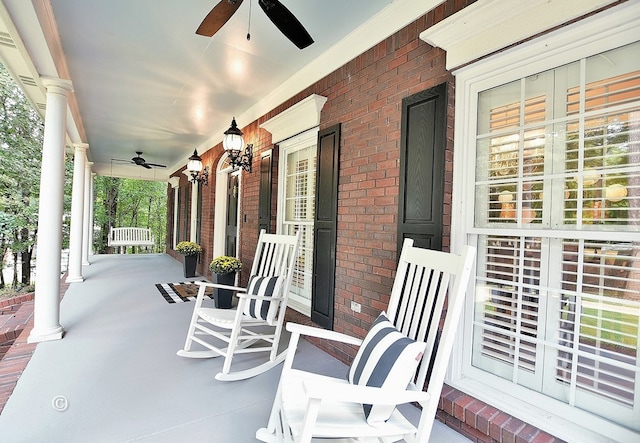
[
  {"xmin": 0, "ymin": 63, "xmax": 44, "ymax": 288},
  {"xmin": 0, "ymin": 60, "xmax": 167, "ymax": 289},
  {"xmin": 93, "ymin": 176, "xmax": 167, "ymax": 254}
]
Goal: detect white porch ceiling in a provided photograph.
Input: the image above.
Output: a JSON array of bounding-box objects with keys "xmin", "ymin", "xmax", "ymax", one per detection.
[{"xmin": 0, "ymin": 0, "xmax": 445, "ymax": 181}]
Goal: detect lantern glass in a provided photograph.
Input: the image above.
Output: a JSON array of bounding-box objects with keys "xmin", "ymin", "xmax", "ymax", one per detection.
[
  {"xmin": 224, "ymin": 133, "xmax": 244, "ymax": 152},
  {"xmin": 187, "ymin": 157, "xmax": 202, "ymax": 173}
]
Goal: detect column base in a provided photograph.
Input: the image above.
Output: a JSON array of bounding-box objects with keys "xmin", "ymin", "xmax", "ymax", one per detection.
[
  {"xmin": 28, "ymin": 325, "xmax": 64, "ymax": 343},
  {"xmin": 65, "ymin": 275, "xmax": 84, "ymax": 283}
]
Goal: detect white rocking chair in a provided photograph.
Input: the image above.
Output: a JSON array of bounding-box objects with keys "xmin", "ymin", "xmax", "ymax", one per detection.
[
  {"xmin": 177, "ymin": 229, "xmax": 302, "ymax": 381},
  {"xmin": 256, "ymin": 238, "xmax": 475, "ymax": 443}
]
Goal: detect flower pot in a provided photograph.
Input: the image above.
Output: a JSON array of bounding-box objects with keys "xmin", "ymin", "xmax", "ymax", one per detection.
[
  {"xmin": 213, "ymin": 272, "xmax": 235, "ymax": 309},
  {"xmin": 183, "ymin": 255, "xmax": 198, "ymax": 278}
]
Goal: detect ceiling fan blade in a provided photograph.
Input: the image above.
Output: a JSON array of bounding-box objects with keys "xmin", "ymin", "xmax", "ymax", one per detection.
[
  {"xmin": 258, "ymin": 0, "xmax": 313, "ymax": 49},
  {"xmin": 141, "ymin": 163, "xmax": 152, "ymax": 169},
  {"xmin": 145, "ymin": 163, "xmax": 167, "ymax": 168},
  {"xmin": 196, "ymin": 0, "xmax": 244, "ymax": 37}
]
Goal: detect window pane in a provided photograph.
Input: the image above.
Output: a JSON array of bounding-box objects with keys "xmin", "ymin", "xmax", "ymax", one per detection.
[
  {"xmin": 281, "ymin": 142, "xmax": 317, "ymax": 310},
  {"xmin": 474, "ymin": 235, "xmax": 541, "ymax": 376},
  {"xmin": 472, "ymin": 41, "xmax": 640, "ymax": 429},
  {"xmin": 558, "ymin": 240, "xmax": 639, "ymax": 407}
]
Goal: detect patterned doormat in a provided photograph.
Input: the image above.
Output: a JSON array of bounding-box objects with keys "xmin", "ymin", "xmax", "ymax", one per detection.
[{"xmin": 154, "ymin": 281, "xmax": 214, "ymax": 303}]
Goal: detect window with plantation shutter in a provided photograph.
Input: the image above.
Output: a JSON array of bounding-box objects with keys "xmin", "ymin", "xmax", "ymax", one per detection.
[
  {"xmin": 277, "ymin": 130, "xmax": 317, "ymax": 316},
  {"xmin": 470, "ymin": 41, "xmax": 640, "ymax": 431}
]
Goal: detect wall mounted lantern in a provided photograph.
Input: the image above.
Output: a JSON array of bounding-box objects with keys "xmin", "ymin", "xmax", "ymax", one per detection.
[
  {"xmin": 186, "ymin": 149, "xmax": 209, "ymax": 185},
  {"xmin": 223, "ymin": 117, "xmax": 253, "ymax": 172}
]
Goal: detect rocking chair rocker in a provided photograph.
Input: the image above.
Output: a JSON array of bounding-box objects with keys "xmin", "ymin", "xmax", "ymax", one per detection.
[
  {"xmin": 177, "ymin": 229, "xmax": 302, "ymax": 381},
  {"xmin": 256, "ymin": 238, "xmax": 475, "ymax": 442}
]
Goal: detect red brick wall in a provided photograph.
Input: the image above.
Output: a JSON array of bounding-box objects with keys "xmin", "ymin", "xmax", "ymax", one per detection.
[{"xmin": 299, "ymin": 4, "xmax": 457, "ymax": 360}]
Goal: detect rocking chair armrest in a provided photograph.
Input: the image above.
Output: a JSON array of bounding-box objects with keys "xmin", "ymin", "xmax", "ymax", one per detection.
[
  {"xmin": 286, "ymin": 323, "xmax": 363, "ymax": 346},
  {"xmin": 236, "ymin": 292, "xmax": 285, "ymax": 302},
  {"xmin": 194, "ymin": 281, "xmax": 245, "ymax": 292},
  {"xmin": 301, "ymin": 378, "xmax": 431, "ymax": 406}
]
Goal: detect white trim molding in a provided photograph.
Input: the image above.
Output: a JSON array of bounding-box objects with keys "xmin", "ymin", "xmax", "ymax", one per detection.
[
  {"xmin": 420, "ymin": 0, "xmax": 619, "ymax": 70},
  {"xmin": 168, "ymin": 176, "xmax": 180, "ymax": 249},
  {"xmin": 260, "ymin": 94, "xmax": 327, "ymax": 144}
]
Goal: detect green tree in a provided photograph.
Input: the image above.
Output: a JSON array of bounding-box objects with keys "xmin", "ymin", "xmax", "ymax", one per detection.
[
  {"xmin": 93, "ymin": 176, "xmax": 166, "ymax": 254},
  {"xmin": 0, "ymin": 62, "xmax": 44, "ymax": 288}
]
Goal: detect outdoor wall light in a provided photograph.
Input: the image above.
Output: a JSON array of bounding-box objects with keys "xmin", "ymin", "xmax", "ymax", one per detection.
[
  {"xmin": 223, "ymin": 117, "xmax": 253, "ymax": 172},
  {"xmin": 186, "ymin": 149, "xmax": 209, "ymax": 185}
]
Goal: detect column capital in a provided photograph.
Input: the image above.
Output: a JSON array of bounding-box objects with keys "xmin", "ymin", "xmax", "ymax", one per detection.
[
  {"xmin": 73, "ymin": 143, "xmax": 88, "ymax": 153},
  {"xmin": 168, "ymin": 176, "xmax": 180, "ymax": 188},
  {"xmin": 41, "ymin": 77, "xmax": 73, "ymax": 94}
]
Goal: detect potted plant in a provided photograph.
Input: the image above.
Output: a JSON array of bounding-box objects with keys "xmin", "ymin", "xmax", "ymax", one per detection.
[
  {"xmin": 176, "ymin": 241, "xmax": 203, "ymax": 278},
  {"xmin": 209, "ymin": 256, "xmax": 242, "ymax": 308}
]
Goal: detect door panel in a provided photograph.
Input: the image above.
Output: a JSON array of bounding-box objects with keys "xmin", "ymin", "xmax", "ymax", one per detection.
[{"xmin": 226, "ymin": 174, "xmax": 238, "ymax": 256}]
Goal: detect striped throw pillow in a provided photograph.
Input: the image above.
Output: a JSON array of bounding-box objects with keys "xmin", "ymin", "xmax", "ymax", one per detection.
[
  {"xmin": 243, "ymin": 275, "xmax": 283, "ymax": 322},
  {"xmin": 347, "ymin": 312, "xmax": 426, "ymax": 424}
]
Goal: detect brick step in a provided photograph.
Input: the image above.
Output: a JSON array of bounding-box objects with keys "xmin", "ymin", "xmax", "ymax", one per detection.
[
  {"xmin": 0, "ymin": 334, "xmax": 21, "ymax": 360},
  {"xmin": 0, "ymin": 300, "xmax": 33, "ymax": 352},
  {"xmin": 0, "ymin": 300, "xmax": 36, "ymax": 414},
  {"xmin": 0, "ymin": 293, "xmax": 34, "ymax": 308},
  {"xmin": 0, "ymin": 314, "xmax": 13, "ymax": 327}
]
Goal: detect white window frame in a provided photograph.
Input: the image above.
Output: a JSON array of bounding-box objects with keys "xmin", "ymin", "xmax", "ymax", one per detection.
[
  {"xmin": 213, "ymin": 154, "xmax": 241, "ymax": 259},
  {"xmin": 276, "ymin": 129, "xmax": 318, "ymax": 316},
  {"xmin": 261, "ymin": 94, "xmax": 327, "ymax": 317},
  {"xmin": 448, "ymin": 5, "xmax": 640, "ymax": 443}
]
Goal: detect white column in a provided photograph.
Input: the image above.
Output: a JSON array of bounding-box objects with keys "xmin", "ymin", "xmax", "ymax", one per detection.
[
  {"xmin": 190, "ymin": 181, "xmax": 198, "ymax": 243},
  {"xmin": 82, "ymin": 162, "xmax": 93, "ymax": 265},
  {"xmin": 29, "ymin": 77, "xmax": 73, "ymax": 344},
  {"xmin": 66, "ymin": 143, "xmax": 87, "ymax": 283},
  {"xmin": 168, "ymin": 177, "xmax": 180, "ymax": 249}
]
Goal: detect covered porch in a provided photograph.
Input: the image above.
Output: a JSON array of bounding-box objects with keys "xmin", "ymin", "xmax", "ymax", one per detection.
[{"xmin": 0, "ymin": 253, "xmax": 468, "ymax": 442}]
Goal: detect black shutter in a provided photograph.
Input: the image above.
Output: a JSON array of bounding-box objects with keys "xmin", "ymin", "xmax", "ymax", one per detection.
[
  {"xmin": 312, "ymin": 124, "xmax": 340, "ymax": 329},
  {"xmin": 398, "ymin": 83, "xmax": 447, "ymax": 252},
  {"xmin": 258, "ymin": 151, "xmax": 273, "ymax": 233}
]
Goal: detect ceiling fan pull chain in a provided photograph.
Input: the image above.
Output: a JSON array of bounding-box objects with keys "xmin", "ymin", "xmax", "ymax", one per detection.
[{"xmin": 246, "ymin": 0, "xmax": 252, "ymax": 41}]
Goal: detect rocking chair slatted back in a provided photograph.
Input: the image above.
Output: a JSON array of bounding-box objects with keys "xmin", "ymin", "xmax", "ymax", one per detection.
[
  {"xmin": 253, "ymin": 236, "xmax": 291, "ymax": 278},
  {"xmin": 387, "ymin": 242, "xmax": 468, "ymax": 391}
]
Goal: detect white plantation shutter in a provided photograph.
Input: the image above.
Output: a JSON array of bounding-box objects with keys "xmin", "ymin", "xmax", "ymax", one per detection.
[
  {"xmin": 278, "ymin": 132, "xmax": 317, "ymax": 314},
  {"xmin": 556, "ymin": 240, "xmax": 639, "ymax": 409},
  {"xmin": 471, "ymin": 41, "xmax": 640, "ymax": 431},
  {"xmin": 475, "ymin": 236, "xmax": 541, "ymax": 374}
]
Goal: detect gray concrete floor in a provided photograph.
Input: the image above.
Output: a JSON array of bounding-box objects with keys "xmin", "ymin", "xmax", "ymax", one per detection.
[{"xmin": 0, "ymin": 253, "xmax": 469, "ymax": 442}]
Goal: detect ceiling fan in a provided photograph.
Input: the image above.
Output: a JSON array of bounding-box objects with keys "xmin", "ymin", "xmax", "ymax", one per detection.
[
  {"xmin": 112, "ymin": 152, "xmax": 167, "ymax": 170},
  {"xmin": 196, "ymin": 0, "xmax": 314, "ymax": 50}
]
